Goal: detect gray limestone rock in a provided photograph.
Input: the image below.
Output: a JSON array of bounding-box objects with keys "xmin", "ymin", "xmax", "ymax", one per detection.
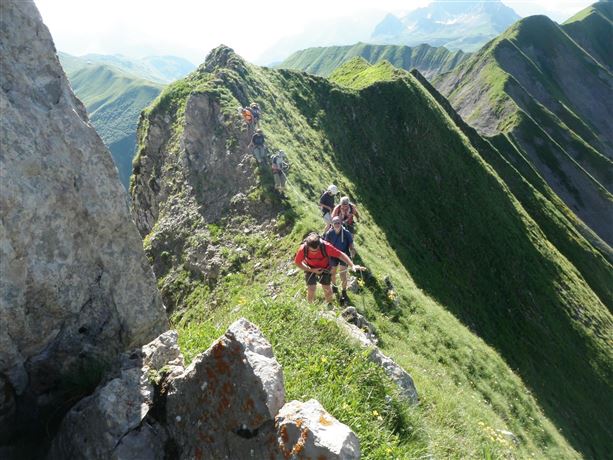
[
  {"xmin": 47, "ymin": 330, "xmax": 182, "ymax": 460},
  {"xmin": 0, "ymin": 0, "xmax": 167, "ymax": 448},
  {"xmin": 48, "ymin": 320, "xmax": 360, "ymax": 460},
  {"xmin": 275, "ymin": 399, "xmax": 360, "ymax": 459},
  {"xmin": 341, "ymin": 307, "xmax": 377, "ymax": 344},
  {"xmin": 165, "ymin": 318, "xmax": 285, "ymax": 458},
  {"xmin": 324, "ymin": 311, "xmax": 419, "ymax": 404}
]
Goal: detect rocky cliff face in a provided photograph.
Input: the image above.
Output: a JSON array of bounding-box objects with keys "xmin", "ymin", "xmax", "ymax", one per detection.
[
  {"xmin": 0, "ymin": 0, "xmax": 167, "ymax": 453},
  {"xmin": 131, "ymin": 46, "xmax": 284, "ymax": 313}
]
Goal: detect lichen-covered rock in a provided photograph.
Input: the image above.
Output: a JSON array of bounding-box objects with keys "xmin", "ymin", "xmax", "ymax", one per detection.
[
  {"xmin": 47, "ymin": 331, "xmax": 182, "ymax": 460},
  {"xmin": 0, "ymin": 0, "xmax": 167, "ymax": 448},
  {"xmin": 47, "ymin": 320, "xmax": 359, "ymax": 459},
  {"xmin": 275, "ymin": 399, "xmax": 360, "ymax": 459},
  {"xmin": 165, "ymin": 318, "xmax": 285, "ymax": 458}
]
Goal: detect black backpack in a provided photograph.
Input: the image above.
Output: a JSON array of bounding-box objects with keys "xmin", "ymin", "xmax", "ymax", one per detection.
[{"xmin": 302, "ymin": 233, "xmax": 328, "ymax": 261}]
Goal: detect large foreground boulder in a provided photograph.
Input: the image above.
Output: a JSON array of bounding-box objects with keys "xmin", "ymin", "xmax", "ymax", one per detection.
[
  {"xmin": 49, "ymin": 319, "xmax": 360, "ymax": 459},
  {"xmin": 0, "ymin": 0, "xmax": 167, "ymax": 450}
]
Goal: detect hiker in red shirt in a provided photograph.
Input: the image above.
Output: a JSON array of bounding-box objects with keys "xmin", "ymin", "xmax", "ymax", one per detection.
[{"xmin": 294, "ymin": 232, "xmax": 359, "ymax": 304}]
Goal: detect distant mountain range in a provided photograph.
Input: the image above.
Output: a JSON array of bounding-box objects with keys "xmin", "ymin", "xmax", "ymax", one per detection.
[
  {"xmin": 434, "ymin": 2, "xmax": 613, "ymax": 247},
  {"xmin": 61, "ymin": 53, "xmax": 195, "ymax": 84},
  {"xmin": 59, "ymin": 53, "xmax": 195, "ymax": 189},
  {"xmin": 61, "ymin": 57, "xmax": 163, "ymax": 189},
  {"xmin": 278, "ymin": 42, "xmax": 470, "ymax": 79},
  {"xmin": 260, "ymin": 0, "xmax": 521, "ymax": 64},
  {"xmin": 372, "ymin": 0, "xmax": 521, "ymax": 51}
]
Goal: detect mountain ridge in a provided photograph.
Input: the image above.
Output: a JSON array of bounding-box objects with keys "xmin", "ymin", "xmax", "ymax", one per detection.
[
  {"xmin": 372, "ymin": 0, "xmax": 521, "ymax": 52},
  {"xmin": 434, "ymin": 8, "xmax": 613, "ymax": 246},
  {"xmin": 278, "ymin": 42, "xmax": 470, "ymax": 79},
  {"xmin": 60, "ymin": 54, "xmax": 164, "ymax": 189},
  {"xmin": 130, "ymin": 45, "xmax": 612, "ymax": 458}
]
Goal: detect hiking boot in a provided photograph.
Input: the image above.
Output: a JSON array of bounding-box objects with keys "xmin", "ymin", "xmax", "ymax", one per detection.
[
  {"xmin": 340, "ymin": 290, "xmax": 349, "ymax": 306},
  {"xmin": 331, "ymin": 285, "xmax": 339, "ymax": 294}
]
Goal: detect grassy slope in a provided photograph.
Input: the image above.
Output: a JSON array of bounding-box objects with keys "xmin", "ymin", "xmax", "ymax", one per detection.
[
  {"xmin": 134, "ymin": 49, "xmax": 612, "ymax": 458},
  {"xmin": 563, "ymin": 2, "xmax": 613, "ymax": 70},
  {"xmin": 278, "ymin": 43, "xmax": 470, "ymax": 79},
  {"xmin": 434, "ymin": 14, "xmax": 613, "ymax": 247},
  {"xmin": 67, "ymin": 63, "xmax": 162, "ymax": 188},
  {"xmin": 411, "ymin": 69, "xmax": 613, "ymax": 309}
]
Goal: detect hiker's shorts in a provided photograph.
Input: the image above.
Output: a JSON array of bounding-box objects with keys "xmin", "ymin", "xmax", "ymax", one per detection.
[
  {"xmin": 330, "ymin": 257, "xmax": 347, "ymax": 268},
  {"xmin": 305, "ymin": 271, "xmax": 332, "ymax": 286},
  {"xmin": 323, "ymin": 212, "xmax": 332, "ymax": 225},
  {"xmin": 273, "ymin": 171, "xmax": 285, "ymax": 188}
]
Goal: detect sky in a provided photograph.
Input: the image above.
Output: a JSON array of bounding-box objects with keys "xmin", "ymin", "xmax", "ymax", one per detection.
[{"xmin": 34, "ymin": 0, "xmax": 596, "ymax": 65}]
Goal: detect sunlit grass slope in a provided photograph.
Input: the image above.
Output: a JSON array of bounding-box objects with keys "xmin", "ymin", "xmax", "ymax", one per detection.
[
  {"xmin": 278, "ymin": 42, "xmax": 470, "ymax": 79},
  {"xmin": 133, "ymin": 47, "xmax": 612, "ymax": 458}
]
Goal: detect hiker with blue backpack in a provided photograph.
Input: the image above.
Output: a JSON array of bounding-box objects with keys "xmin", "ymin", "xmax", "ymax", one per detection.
[
  {"xmin": 324, "ymin": 216, "xmax": 356, "ymax": 305},
  {"xmin": 294, "ymin": 232, "xmax": 362, "ymax": 304}
]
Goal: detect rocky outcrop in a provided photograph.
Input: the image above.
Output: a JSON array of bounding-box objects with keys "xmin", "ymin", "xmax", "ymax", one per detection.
[
  {"xmin": 0, "ymin": 0, "xmax": 167, "ymax": 451},
  {"xmin": 276, "ymin": 399, "xmax": 360, "ymax": 459},
  {"xmin": 164, "ymin": 318, "xmax": 285, "ymax": 458},
  {"xmin": 47, "ymin": 331, "xmax": 182, "ymax": 459},
  {"xmin": 50, "ymin": 319, "xmax": 360, "ymax": 459},
  {"xmin": 130, "ymin": 47, "xmax": 283, "ymax": 312},
  {"xmin": 326, "ymin": 309, "xmax": 419, "ymax": 405}
]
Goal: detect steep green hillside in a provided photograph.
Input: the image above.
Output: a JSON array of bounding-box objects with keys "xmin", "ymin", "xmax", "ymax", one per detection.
[
  {"xmin": 563, "ymin": 2, "xmax": 613, "ymax": 70},
  {"xmin": 131, "ymin": 47, "xmax": 612, "ymax": 458},
  {"xmin": 435, "ymin": 12, "xmax": 613, "ymax": 247},
  {"xmin": 62, "ymin": 59, "xmax": 163, "ymax": 188},
  {"xmin": 278, "ymin": 43, "xmax": 470, "ymax": 79}
]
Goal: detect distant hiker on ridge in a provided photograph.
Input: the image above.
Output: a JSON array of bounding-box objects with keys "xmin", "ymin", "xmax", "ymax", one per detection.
[
  {"xmin": 271, "ymin": 150, "xmax": 289, "ymax": 193},
  {"xmin": 333, "ymin": 196, "xmax": 360, "ymax": 234},
  {"xmin": 240, "ymin": 106, "xmax": 254, "ymax": 127},
  {"xmin": 324, "ymin": 216, "xmax": 356, "ymax": 305},
  {"xmin": 294, "ymin": 232, "xmax": 361, "ymax": 305},
  {"xmin": 249, "ymin": 128, "xmax": 266, "ymax": 163},
  {"xmin": 250, "ymin": 102, "xmax": 261, "ymax": 127},
  {"xmin": 319, "ymin": 184, "xmax": 338, "ymax": 231}
]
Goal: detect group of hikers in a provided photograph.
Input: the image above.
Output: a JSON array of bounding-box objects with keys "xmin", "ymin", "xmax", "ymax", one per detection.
[
  {"xmin": 242, "ymin": 103, "xmax": 289, "ymax": 194},
  {"xmin": 241, "ymin": 102, "xmax": 364, "ymax": 306},
  {"xmin": 294, "ymin": 185, "xmax": 363, "ymax": 306}
]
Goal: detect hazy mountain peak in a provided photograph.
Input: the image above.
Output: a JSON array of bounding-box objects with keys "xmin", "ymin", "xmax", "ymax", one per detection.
[{"xmin": 372, "ymin": 0, "xmax": 520, "ymax": 52}]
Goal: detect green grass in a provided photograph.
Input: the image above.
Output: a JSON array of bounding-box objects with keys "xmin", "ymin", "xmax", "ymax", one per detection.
[
  {"xmin": 434, "ymin": 12, "xmax": 613, "ymax": 249},
  {"xmin": 278, "ymin": 42, "xmax": 470, "ymax": 79},
  {"xmin": 562, "ymin": 3, "xmax": 613, "ymax": 70},
  {"xmin": 132, "ymin": 47, "xmax": 612, "ymax": 458}
]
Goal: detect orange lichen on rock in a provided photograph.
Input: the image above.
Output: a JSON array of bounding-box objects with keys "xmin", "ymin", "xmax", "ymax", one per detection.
[
  {"xmin": 318, "ymin": 414, "xmax": 333, "ymax": 426},
  {"xmin": 291, "ymin": 428, "xmax": 309, "ymax": 455}
]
